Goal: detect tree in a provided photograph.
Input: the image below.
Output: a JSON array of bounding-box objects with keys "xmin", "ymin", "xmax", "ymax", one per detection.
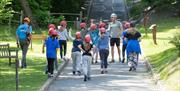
[{"xmin": 0, "ymin": 0, "xmax": 13, "ymax": 20}]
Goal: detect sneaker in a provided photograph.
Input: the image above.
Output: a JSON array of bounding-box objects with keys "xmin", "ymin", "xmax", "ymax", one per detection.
[
  {"xmin": 129, "ymin": 67, "xmax": 132, "ymax": 71},
  {"xmin": 132, "ymin": 67, "xmax": 136, "ymax": 71},
  {"xmin": 77, "ymin": 71, "xmax": 81, "ymax": 76},
  {"xmin": 91, "ymin": 61, "xmax": 94, "ymax": 64},
  {"xmin": 122, "ymin": 58, "xmax": 125, "ymax": 63},
  {"xmin": 72, "ymin": 71, "xmax": 76, "ymax": 75},
  {"xmin": 109, "ymin": 60, "xmax": 115, "ymax": 63},
  {"xmin": 119, "ymin": 58, "xmax": 121, "ymax": 63},
  {"xmin": 101, "ymin": 70, "xmax": 104, "ymax": 74},
  {"xmin": 84, "ymin": 75, "xmax": 87, "ymax": 82},
  {"xmin": 87, "ymin": 77, "xmax": 91, "ymax": 80},
  {"xmin": 104, "ymin": 70, "xmax": 108, "ymax": 74},
  {"xmin": 48, "ymin": 73, "xmax": 53, "ymax": 78}
]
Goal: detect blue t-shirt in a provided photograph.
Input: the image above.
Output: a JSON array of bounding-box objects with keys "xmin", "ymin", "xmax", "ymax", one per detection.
[
  {"xmin": 72, "ymin": 39, "xmax": 83, "ymax": 52},
  {"xmin": 45, "ymin": 37, "xmax": 60, "ymax": 58},
  {"xmin": 121, "ymin": 30, "xmax": 127, "ymax": 45},
  {"xmin": 97, "ymin": 35, "xmax": 109, "ymax": 50},
  {"xmin": 89, "ymin": 29, "xmax": 99, "ymax": 46},
  {"xmin": 16, "ymin": 23, "xmax": 32, "ymax": 40}
]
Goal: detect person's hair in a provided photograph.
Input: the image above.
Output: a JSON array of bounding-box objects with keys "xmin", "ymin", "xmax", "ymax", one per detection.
[{"xmin": 127, "ymin": 28, "xmax": 137, "ymax": 35}]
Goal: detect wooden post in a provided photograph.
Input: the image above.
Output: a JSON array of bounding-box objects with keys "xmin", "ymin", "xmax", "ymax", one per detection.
[
  {"xmin": 80, "ymin": 11, "xmax": 83, "ymax": 22},
  {"xmin": 20, "ymin": 10, "xmax": 24, "ymax": 25},
  {"xmin": 15, "ymin": 58, "xmax": 19, "ymax": 91}
]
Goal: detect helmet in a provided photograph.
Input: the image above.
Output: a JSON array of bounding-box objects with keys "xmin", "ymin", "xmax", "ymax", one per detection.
[
  {"xmin": 48, "ymin": 24, "xmax": 56, "ymax": 29},
  {"xmin": 48, "ymin": 28, "xmax": 55, "ymax": 35},
  {"xmin": 23, "ymin": 17, "xmax": 30, "ymax": 23},
  {"xmin": 75, "ymin": 32, "xmax": 81, "ymax": 39},
  {"xmin": 124, "ymin": 22, "xmax": 130, "ymax": 29},
  {"xmin": 80, "ymin": 22, "xmax": 86, "ymax": 28},
  {"xmin": 51, "ymin": 30, "xmax": 58, "ymax": 36},
  {"xmin": 99, "ymin": 22, "xmax": 106, "ymax": 28},
  {"xmin": 85, "ymin": 35, "xmax": 91, "ymax": 43},
  {"xmin": 110, "ymin": 13, "xmax": 117, "ymax": 18},
  {"xmin": 100, "ymin": 28, "xmax": 106, "ymax": 33},
  {"xmin": 60, "ymin": 20, "xmax": 67, "ymax": 26},
  {"xmin": 90, "ymin": 24, "xmax": 97, "ymax": 30}
]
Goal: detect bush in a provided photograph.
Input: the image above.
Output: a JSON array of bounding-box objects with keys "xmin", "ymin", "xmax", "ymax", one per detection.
[{"xmin": 169, "ymin": 32, "xmax": 180, "ymax": 51}]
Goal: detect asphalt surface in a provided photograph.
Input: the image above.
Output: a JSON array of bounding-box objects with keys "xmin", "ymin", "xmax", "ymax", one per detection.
[{"xmin": 47, "ymin": 56, "xmax": 156, "ymax": 91}]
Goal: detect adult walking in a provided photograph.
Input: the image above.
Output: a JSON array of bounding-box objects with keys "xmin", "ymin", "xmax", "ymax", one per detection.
[
  {"xmin": 108, "ymin": 13, "xmax": 123, "ymax": 63},
  {"xmin": 16, "ymin": 17, "xmax": 32, "ymax": 68}
]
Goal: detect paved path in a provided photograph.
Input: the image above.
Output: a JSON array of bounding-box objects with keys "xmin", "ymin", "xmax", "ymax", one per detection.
[{"xmin": 47, "ymin": 56, "xmax": 156, "ymax": 91}]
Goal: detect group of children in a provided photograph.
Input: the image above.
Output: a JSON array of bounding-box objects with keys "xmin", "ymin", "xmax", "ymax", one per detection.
[{"xmin": 43, "ymin": 16, "xmax": 141, "ymax": 81}]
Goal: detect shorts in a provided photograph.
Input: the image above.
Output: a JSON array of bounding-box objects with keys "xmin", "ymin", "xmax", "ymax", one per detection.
[{"xmin": 110, "ymin": 38, "xmax": 120, "ymax": 46}]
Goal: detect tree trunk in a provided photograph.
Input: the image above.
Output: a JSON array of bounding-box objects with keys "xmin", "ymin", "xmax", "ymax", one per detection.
[{"xmin": 19, "ymin": 0, "xmax": 39, "ymax": 28}]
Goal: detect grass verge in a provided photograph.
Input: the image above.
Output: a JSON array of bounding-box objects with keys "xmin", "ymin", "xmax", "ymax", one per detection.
[{"xmin": 141, "ymin": 17, "xmax": 180, "ymax": 91}]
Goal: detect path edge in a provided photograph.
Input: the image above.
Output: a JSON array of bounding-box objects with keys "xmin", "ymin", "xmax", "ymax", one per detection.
[{"xmin": 39, "ymin": 58, "xmax": 70, "ymax": 91}]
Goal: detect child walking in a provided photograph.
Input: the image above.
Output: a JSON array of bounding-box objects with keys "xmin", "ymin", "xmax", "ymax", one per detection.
[
  {"xmin": 58, "ymin": 20, "xmax": 69, "ymax": 59},
  {"xmin": 121, "ymin": 22, "xmax": 130, "ymax": 63},
  {"xmin": 89, "ymin": 24, "xmax": 99, "ymax": 64},
  {"xmin": 71, "ymin": 32, "xmax": 83, "ymax": 75},
  {"xmin": 124, "ymin": 23, "xmax": 141, "ymax": 71},
  {"xmin": 80, "ymin": 22, "xmax": 89, "ymax": 41},
  {"xmin": 78, "ymin": 35, "xmax": 93, "ymax": 81},
  {"xmin": 42, "ymin": 29, "xmax": 59, "ymax": 77},
  {"xmin": 97, "ymin": 28, "xmax": 109, "ymax": 74}
]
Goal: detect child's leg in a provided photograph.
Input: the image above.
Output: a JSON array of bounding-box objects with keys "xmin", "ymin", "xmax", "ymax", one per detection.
[
  {"xmin": 94, "ymin": 47, "xmax": 98, "ymax": 63},
  {"xmin": 59, "ymin": 40, "xmax": 63, "ymax": 58},
  {"xmin": 64, "ymin": 40, "xmax": 67, "ymax": 57},
  {"xmin": 87, "ymin": 56, "xmax": 92, "ymax": 78},
  {"xmin": 104, "ymin": 50, "xmax": 109, "ymax": 69},
  {"xmin": 132, "ymin": 52, "xmax": 138, "ymax": 69},
  {"xmin": 71, "ymin": 52, "xmax": 76, "ymax": 73},
  {"xmin": 47, "ymin": 58, "xmax": 54, "ymax": 74},
  {"xmin": 54, "ymin": 58, "xmax": 58, "ymax": 71},
  {"xmin": 122, "ymin": 44, "xmax": 127, "ymax": 63},
  {"xmin": 76, "ymin": 52, "xmax": 82, "ymax": 72},
  {"xmin": 82, "ymin": 56, "xmax": 88, "ymax": 76},
  {"xmin": 99, "ymin": 50, "xmax": 104, "ymax": 69}
]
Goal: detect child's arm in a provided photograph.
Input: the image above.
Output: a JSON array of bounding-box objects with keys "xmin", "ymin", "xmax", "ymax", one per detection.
[
  {"xmin": 68, "ymin": 28, "xmax": 75, "ymax": 41},
  {"xmin": 78, "ymin": 45, "xmax": 85, "ymax": 53}
]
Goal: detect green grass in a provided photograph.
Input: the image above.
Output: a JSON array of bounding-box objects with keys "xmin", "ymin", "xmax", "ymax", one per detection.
[
  {"xmin": 0, "ymin": 57, "xmax": 47, "ymax": 91},
  {"xmin": 138, "ymin": 17, "xmax": 180, "ymax": 33},
  {"xmin": 140, "ymin": 17, "xmax": 180, "ymax": 91},
  {"xmin": 0, "ymin": 40, "xmax": 63, "ymax": 91}
]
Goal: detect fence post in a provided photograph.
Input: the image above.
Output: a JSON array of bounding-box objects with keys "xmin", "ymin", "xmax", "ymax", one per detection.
[
  {"xmin": 15, "ymin": 58, "xmax": 19, "ymax": 91},
  {"xmin": 20, "ymin": 10, "xmax": 24, "ymax": 25},
  {"xmin": 80, "ymin": 11, "xmax": 83, "ymax": 22}
]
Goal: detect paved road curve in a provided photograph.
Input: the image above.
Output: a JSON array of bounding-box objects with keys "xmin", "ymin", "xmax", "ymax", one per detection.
[{"xmin": 47, "ymin": 57, "xmax": 156, "ymax": 91}]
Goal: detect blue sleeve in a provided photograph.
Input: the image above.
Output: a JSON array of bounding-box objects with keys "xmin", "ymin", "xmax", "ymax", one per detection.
[
  {"xmin": 56, "ymin": 40, "xmax": 60, "ymax": 48},
  {"xmin": 29, "ymin": 26, "xmax": 32, "ymax": 33}
]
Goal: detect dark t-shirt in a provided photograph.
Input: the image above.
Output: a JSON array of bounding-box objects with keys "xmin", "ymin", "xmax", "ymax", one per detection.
[
  {"xmin": 125, "ymin": 31, "xmax": 141, "ymax": 40},
  {"xmin": 72, "ymin": 39, "xmax": 83, "ymax": 52},
  {"xmin": 81, "ymin": 43, "xmax": 93, "ymax": 56}
]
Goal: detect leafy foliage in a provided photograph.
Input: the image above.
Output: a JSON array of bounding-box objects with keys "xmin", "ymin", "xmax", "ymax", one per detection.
[
  {"xmin": 0, "ymin": 0, "xmax": 14, "ymax": 20},
  {"xmin": 169, "ymin": 32, "xmax": 180, "ymax": 51}
]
